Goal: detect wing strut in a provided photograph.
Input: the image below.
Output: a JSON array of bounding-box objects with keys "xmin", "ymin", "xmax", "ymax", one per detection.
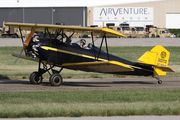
[
  {"xmin": 96, "ymin": 35, "xmax": 109, "ymax": 61},
  {"xmin": 64, "ymin": 32, "xmax": 75, "ymax": 41},
  {"xmin": 19, "ymin": 26, "xmax": 28, "ymax": 55},
  {"xmin": 91, "ymin": 32, "xmax": 96, "ymax": 61},
  {"xmin": 97, "ymin": 35, "xmax": 104, "ymax": 61},
  {"xmin": 46, "ymin": 28, "xmax": 52, "ymax": 39},
  {"xmin": 104, "ymin": 35, "xmax": 109, "ymax": 60},
  {"xmin": 55, "ymin": 29, "xmax": 62, "ymax": 39},
  {"xmin": 62, "ymin": 30, "xmax": 64, "ymax": 42},
  {"xmin": 19, "ymin": 27, "xmax": 25, "ymax": 44}
]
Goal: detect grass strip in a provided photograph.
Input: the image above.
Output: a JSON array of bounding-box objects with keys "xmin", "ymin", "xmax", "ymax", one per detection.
[{"xmin": 0, "ymin": 89, "xmax": 180, "ymax": 117}]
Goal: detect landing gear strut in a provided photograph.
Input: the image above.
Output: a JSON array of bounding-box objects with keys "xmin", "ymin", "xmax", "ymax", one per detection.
[
  {"xmin": 154, "ymin": 76, "xmax": 162, "ymax": 84},
  {"xmin": 29, "ymin": 60, "xmax": 63, "ymax": 86}
]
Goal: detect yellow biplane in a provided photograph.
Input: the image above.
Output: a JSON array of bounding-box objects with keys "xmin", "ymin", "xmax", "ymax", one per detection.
[{"xmin": 5, "ymin": 22, "xmax": 174, "ymax": 86}]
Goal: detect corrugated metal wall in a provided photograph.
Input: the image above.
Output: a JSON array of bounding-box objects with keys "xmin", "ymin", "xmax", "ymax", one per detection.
[{"xmin": 0, "ymin": 7, "xmax": 87, "ymax": 26}]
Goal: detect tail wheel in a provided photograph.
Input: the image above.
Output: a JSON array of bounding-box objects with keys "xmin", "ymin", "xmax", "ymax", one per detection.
[
  {"xmin": 49, "ymin": 73, "xmax": 62, "ymax": 86},
  {"xmin": 29, "ymin": 72, "xmax": 43, "ymax": 84},
  {"xmin": 158, "ymin": 80, "xmax": 162, "ymax": 84}
]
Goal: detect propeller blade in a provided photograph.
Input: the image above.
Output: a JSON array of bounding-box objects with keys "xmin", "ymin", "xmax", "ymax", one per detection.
[
  {"xmin": 23, "ymin": 26, "xmax": 37, "ymax": 50},
  {"xmin": 14, "ymin": 47, "xmax": 24, "ymax": 64},
  {"xmin": 14, "ymin": 25, "xmax": 37, "ymax": 63}
]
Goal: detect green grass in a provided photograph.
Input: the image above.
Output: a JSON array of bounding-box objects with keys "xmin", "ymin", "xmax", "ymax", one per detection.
[
  {"xmin": 0, "ymin": 46, "xmax": 180, "ymax": 79},
  {"xmin": 0, "ymin": 89, "xmax": 180, "ymax": 117}
]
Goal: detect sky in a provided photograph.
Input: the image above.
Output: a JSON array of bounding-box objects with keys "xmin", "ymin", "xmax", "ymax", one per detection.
[{"xmin": 1, "ymin": 0, "xmax": 165, "ymax": 7}]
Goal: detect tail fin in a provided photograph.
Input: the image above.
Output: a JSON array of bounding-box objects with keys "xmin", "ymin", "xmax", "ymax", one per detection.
[{"xmin": 138, "ymin": 45, "xmax": 174, "ymax": 76}]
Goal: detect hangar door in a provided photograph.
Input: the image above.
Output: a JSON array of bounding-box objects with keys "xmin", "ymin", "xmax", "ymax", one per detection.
[{"xmin": 166, "ymin": 13, "xmax": 180, "ymax": 29}]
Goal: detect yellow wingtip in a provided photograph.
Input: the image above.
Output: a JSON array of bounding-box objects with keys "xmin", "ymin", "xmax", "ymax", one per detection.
[{"xmin": 102, "ymin": 28, "xmax": 127, "ymax": 37}]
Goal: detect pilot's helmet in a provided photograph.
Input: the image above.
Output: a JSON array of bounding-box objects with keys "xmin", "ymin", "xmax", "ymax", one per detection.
[{"xmin": 80, "ymin": 39, "xmax": 86, "ymax": 45}]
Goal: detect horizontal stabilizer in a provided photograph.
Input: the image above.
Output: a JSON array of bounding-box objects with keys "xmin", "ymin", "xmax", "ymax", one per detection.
[
  {"xmin": 62, "ymin": 61, "xmax": 133, "ymax": 73},
  {"xmin": 156, "ymin": 66, "xmax": 174, "ymax": 72}
]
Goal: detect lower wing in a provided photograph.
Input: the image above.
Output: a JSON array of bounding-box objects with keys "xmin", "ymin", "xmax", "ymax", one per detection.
[{"xmin": 62, "ymin": 61, "xmax": 134, "ymax": 73}]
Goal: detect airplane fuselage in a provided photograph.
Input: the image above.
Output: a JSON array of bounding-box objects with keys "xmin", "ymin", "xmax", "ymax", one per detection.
[{"xmin": 27, "ymin": 38, "xmax": 154, "ymax": 76}]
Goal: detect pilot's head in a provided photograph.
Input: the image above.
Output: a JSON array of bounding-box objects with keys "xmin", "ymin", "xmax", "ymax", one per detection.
[{"xmin": 80, "ymin": 39, "xmax": 86, "ymax": 46}]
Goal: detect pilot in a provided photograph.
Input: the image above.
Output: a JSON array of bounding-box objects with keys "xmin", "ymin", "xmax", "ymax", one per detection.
[
  {"xmin": 80, "ymin": 39, "xmax": 86, "ymax": 48},
  {"xmin": 74, "ymin": 39, "xmax": 89, "ymax": 49},
  {"xmin": 80, "ymin": 39, "xmax": 90, "ymax": 49}
]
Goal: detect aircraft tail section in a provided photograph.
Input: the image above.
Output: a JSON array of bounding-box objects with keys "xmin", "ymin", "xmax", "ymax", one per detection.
[{"xmin": 138, "ymin": 45, "xmax": 174, "ymax": 76}]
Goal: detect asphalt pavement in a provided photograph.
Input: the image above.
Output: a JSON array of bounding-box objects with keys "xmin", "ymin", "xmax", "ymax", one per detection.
[
  {"xmin": 1, "ymin": 77, "xmax": 180, "ymax": 93},
  {"xmin": 0, "ymin": 38, "xmax": 180, "ymax": 46}
]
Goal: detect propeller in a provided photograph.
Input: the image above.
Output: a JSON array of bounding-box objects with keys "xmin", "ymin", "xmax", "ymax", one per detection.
[{"xmin": 14, "ymin": 26, "xmax": 37, "ymax": 63}]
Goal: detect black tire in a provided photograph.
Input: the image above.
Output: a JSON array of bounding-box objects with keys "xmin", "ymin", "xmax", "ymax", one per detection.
[
  {"xmin": 158, "ymin": 80, "xmax": 162, "ymax": 84},
  {"xmin": 49, "ymin": 73, "xmax": 62, "ymax": 86},
  {"xmin": 29, "ymin": 72, "xmax": 43, "ymax": 84}
]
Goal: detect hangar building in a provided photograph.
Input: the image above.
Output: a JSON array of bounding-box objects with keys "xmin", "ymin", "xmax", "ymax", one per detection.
[
  {"xmin": 87, "ymin": 0, "xmax": 180, "ymax": 28},
  {"xmin": 0, "ymin": 7, "xmax": 87, "ymax": 27}
]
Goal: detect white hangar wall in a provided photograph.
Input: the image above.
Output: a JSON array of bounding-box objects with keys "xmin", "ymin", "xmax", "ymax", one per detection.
[{"xmin": 88, "ymin": 0, "xmax": 180, "ymax": 28}]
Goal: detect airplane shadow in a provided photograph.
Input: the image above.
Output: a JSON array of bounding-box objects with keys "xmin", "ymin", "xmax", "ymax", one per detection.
[{"xmin": 62, "ymin": 81, "xmax": 156, "ymax": 87}]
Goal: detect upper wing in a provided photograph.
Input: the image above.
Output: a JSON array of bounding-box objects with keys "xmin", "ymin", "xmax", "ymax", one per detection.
[
  {"xmin": 62, "ymin": 61, "xmax": 133, "ymax": 73},
  {"xmin": 4, "ymin": 22, "xmax": 126, "ymax": 37}
]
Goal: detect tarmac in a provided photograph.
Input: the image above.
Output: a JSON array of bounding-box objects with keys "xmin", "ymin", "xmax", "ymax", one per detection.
[
  {"xmin": 0, "ymin": 38, "xmax": 180, "ymax": 46},
  {"xmin": 0, "ymin": 77, "xmax": 180, "ymax": 93}
]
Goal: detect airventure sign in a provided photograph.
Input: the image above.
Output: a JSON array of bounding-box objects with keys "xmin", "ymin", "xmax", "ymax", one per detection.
[{"xmin": 93, "ymin": 7, "xmax": 153, "ymax": 27}]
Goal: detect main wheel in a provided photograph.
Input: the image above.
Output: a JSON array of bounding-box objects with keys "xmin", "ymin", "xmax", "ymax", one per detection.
[
  {"xmin": 49, "ymin": 73, "xmax": 62, "ymax": 86},
  {"xmin": 29, "ymin": 72, "xmax": 43, "ymax": 84}
]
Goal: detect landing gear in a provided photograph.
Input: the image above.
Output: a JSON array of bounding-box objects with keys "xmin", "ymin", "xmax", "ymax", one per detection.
[
  {"xmin": 154, "ymin": 76, "xmax": 162, "ymax": 84},
  {"xmin": 29, "ymin": 60, "xmax": 63, "ymax": 86},
  {"xmin": 29, "ymin": 72, "xmax": 43, "ymax": 84}
]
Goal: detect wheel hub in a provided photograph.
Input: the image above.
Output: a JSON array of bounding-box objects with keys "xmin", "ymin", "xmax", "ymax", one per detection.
[{"xmin": 53, "ymin": 76, "xmax": 60, "ymax": 84}]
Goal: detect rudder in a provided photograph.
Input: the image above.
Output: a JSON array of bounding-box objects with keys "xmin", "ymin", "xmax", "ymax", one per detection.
[{"xmin": 138, "ymin": 45, "xmax": 173, "ymax": 76}]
